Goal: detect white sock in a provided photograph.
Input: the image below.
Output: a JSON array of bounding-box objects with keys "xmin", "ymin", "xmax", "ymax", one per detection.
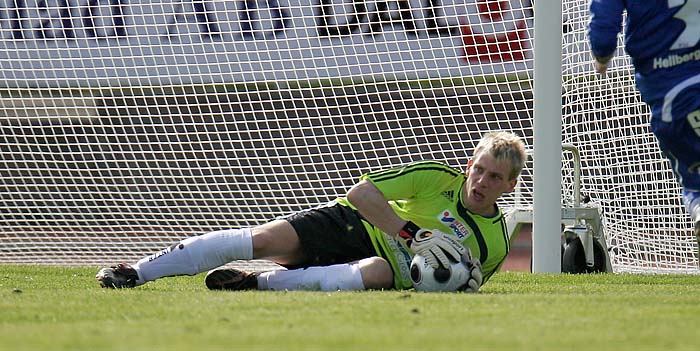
[
  {"xmin": 257, "ymin": 263, "xmax": 365, "ymax": 291},
  {"xmin": 133, "ymin": 228, "xmax": 253, "ymax": 285}
]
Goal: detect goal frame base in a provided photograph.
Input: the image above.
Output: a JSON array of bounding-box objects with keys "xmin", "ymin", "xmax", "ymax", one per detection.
[{"xmin": 507, "ymin": 143, "xmax": 613, "ymax": 273}]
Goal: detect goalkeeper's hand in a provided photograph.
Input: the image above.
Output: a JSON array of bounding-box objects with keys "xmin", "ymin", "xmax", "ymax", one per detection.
[
  {"xmin": 461, "ymin": 249, "xmax": 483, "ymax": 293},
  {"xmin": 398, "ymin": 221, "xmax": 466, "ymax": 269}
]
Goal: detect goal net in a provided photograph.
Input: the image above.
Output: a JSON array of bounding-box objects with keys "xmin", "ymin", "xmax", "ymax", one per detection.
[{"xmin": 1, "ymin": 0, "xmax": 697, "ymax": 273}]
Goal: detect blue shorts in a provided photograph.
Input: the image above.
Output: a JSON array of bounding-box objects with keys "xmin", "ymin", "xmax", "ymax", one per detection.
[{"xmin": 649, "ymin": 83, "xmax": 700, "ymax": 191}]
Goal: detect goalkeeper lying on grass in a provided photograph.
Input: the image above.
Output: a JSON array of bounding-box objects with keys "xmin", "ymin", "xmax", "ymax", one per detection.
[{"xmin": 97, "ymin": 131, "xmax": 527, "ymax": 292}]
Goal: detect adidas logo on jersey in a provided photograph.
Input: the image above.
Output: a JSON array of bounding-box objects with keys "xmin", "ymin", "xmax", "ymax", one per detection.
[{"xmin": 442, "ymin": 190, "xmax": 454, "ymax": 201}]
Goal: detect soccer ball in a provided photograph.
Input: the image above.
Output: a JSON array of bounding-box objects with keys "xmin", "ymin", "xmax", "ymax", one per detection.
[{"xmin": 410, "ymin": 254, "xmax": 473, "ymax": 292}]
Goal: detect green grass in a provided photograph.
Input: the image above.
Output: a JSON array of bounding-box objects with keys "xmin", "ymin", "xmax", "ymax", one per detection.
[{"xmin": 2, "ymin": 266, "xmax": 699, "ymax": 351}]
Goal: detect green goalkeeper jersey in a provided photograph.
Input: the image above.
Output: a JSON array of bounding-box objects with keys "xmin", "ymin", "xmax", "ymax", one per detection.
[{"xmin": 337, "ymin": 160, "xmax": 510, "ymax": 289}]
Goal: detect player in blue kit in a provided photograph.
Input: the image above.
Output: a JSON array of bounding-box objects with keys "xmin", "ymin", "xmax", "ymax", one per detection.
[{"xmin": 588, "ymin": 0, "xmax": 700, "ymax": 254}]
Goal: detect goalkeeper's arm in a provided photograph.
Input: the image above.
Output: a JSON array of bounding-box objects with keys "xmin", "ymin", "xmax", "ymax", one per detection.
[
  {"xmin": 346, "ymin": 180, "xmax": 465, "ymax": 268},
  {"xmin": 346, "ymin": 180, "xmax": 407, "ymax": 239}
]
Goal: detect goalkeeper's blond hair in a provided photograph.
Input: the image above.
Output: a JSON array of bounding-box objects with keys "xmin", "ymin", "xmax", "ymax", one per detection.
[{"xmin": 473, "ymin": 131, "xmax": 527, "ymax": 181}]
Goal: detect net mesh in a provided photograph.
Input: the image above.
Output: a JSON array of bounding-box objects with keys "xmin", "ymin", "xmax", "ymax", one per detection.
[{"xmin": 0, "ymin": 0, "xmax": 697, "ymax": 272}]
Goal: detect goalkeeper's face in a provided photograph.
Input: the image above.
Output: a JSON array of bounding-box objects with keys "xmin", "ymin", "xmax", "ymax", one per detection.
[{"xmin": 464, "ymin": 153, "xmax": 517, "ymax": 216}]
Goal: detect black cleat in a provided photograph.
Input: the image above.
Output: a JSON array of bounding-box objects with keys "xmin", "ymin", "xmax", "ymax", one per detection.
[
  {"xmin": 205, "ymin": 268, "xmax": 260, "ymax": 291},
  {"xmin": 96, "ymin": 263, "xmax": 139, "ymax": 289}
]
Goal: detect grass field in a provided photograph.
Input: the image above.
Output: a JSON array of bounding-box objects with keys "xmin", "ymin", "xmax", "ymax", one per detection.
[{"xmin": 2, "ymin": 265, "xmax": 699, "ymax": 351}]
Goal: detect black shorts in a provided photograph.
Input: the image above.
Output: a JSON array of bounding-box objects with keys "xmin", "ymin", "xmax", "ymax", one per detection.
[{"xmin": 280, "ymin": 201, "xmax": 376, "ymax": 269}]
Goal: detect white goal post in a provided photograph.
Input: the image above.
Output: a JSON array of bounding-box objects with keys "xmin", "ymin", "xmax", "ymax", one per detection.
[
  {"xmin": 532, "ymin": 0, "xmax": 562, "ymax": 273},
  {"xmin": 0, "ymin": 0, "xmax": 697, "ymax": 273}
]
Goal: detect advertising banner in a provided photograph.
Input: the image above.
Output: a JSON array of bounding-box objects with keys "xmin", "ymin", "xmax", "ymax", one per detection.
[{"xmin": 0, "ymin": 0, "xmax": 533, "ymax": 87}]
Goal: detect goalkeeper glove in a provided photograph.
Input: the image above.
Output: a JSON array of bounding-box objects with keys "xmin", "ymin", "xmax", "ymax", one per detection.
[
  {"xmin": 460, "ymin": 250, "xmax": 483, "ymax": 293},
  {"xmin": 398, "ymin": 221, "xmax": 466, "ymax": 269}
]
